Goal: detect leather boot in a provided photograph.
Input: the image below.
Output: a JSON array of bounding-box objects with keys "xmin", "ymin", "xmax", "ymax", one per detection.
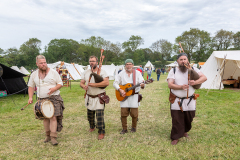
[
  {"xmin": 44, "ymin": 131, "xmax": 51, "ymax": 143},
  {"xmin": 50, "ymin": 132, "xmax": 58, "ymax": 145}
]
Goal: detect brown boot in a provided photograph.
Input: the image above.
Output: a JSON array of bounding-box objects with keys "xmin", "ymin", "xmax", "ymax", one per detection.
[
  {"xmin": 50, "ymin": 132, "xmax": 58, "ymax": 145},
  {"xmin": 44, "ymin": 131, "xmax": 51, "ymax": 143}
]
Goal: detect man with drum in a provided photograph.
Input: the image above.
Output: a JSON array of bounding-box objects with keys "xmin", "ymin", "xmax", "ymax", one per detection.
[
  {"xmin": 80, "ymin": 55, "xmax": 109, "ymax": 140},
  {"xmin": 28, "ymin": 55, "xmax": 64, "ymax": 145},
  {"xmin": 167, "ymin": 53, "xmax": 207, "ymax": 145},
  {"xmin": 113, "ymin": 59, "xmax": 145, "ymax": 134}
]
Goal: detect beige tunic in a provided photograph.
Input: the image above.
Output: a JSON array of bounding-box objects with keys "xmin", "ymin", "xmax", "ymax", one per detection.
[
  {"xmin": 167, "ymin": 67, "xmax": 201, "ymax": 111},
  {"xmin": 28, "ymin": 68, "xmax": 63, "ymax": 98},
  {"xmin": 82, "ymin": 69, "xmax": 108, "ymax": 110},
  {"xmin": 113, "ymin": 69, "xmax": 144, "ymax": 108}
]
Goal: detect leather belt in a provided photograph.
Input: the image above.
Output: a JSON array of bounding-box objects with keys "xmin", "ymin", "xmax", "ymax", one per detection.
[{"xmin": 87, "ymin": 94, "xmax": 98, "ymax": 98}]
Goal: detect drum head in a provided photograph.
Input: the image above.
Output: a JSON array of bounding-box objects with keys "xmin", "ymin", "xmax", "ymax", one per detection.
[{"xmin": 41, "ymin": 100, "xmax": 54, "ymax": 118}]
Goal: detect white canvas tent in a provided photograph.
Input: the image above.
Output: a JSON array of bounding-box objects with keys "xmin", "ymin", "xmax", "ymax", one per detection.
[
  {"xmin": 20, "ymin": 66, "xmax": 30, "ymax": 75},
  {"xmin": 47, "ymin": 61, "xmax": 82, "ymax": 80},
  {"xmin": 144, "ymin": 61, "xmax": 154, "ymax": 70},
  {"xmin": 200, "ymin": 50, "xmax": 240, "ymax": 89},
  {"xmin": 101, "ymin": 64, "xmax": 116, "ymax": 80},
  {"xmin": 11, "ymin": 66, "xmax": 22, "ymax": 73},
  {"xmin": 165, "ymin": 61, "xmax": 178, "ymax": 67}
]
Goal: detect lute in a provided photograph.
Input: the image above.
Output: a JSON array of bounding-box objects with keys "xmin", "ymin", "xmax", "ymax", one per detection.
[{"xmin": 115, "ymin": 79, "xmax": 153, "ymax": 101}]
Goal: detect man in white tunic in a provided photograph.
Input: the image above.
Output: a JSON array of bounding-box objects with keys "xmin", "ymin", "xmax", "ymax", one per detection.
[
  {"xmin": 80, "ymin": 56, "xmax": 109, "ymax": 140},
  {"xmin": 113, "ymin": 59, "xmax": 145, "ymax": 134},
  {"xmin": 28, "ymin": 55, "xmax": 64, "ymax": 145},
  {"xmin": 167, "ymin": 53, "xmax": 207, "ymax": 145}
]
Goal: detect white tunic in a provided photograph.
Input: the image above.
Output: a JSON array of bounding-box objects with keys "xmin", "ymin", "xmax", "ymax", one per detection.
[
  {"xmin": 113, "ymin": 69, "xmax": 144, "ymax": 108},
  {"xmin": 167, "ymin": 67, "xmax": 201, "ymax": 111},
  {"xmin": 82, "ymin": 69, "xmax": 108, "ymax": 110},
  {"xmin": 28, "ymin": 68, "xmax": 63, "ymax": 98}
]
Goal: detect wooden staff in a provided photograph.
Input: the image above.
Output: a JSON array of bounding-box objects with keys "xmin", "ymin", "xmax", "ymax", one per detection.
[
  {"xmin": 184, "ymin": 63, "xmax": 191, "ymax": 99},
  {"xmin": 84, "ymin": 49, "xmax": 105, "ymax": 98},
  {"xmin": 179, "ymin": 42, "xmax": 185, "ymax": 52},
  {"xmin": 21, "ymin": 103, "xmax": 30, "ymax": 110}
]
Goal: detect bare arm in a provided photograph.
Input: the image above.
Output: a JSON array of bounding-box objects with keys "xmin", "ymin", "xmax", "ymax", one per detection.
[
  {"xmin": 168, "ymin": 78, "xmax": 189, "ymax": 90},
  {"xmin": 28, "ymin": 87, "xmax": 34, "ymax": 104},
  {"xmin": 48, "ymin": 84, "xmax": 62, "ymax": 95},
  {"xmin": 189, "ymin": 73, "xmax": 207, "ymax": 86},
  {"xmin": 80, "ymin": 79, "xmax": 88, "ymax": 91}
]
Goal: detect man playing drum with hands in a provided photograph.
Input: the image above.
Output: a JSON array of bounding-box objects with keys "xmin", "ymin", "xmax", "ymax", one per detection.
[{"xmin": 28, "ymin": 55, "xmax": 65, "ymax": 145}]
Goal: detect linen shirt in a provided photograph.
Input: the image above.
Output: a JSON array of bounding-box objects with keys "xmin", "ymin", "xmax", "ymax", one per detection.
[
  {"xmin": 167, "ymin": 67, "xmax": 201, "ymax": 111},
  {"xmin": 82, "ymin": 69, "xmax": 108, "ymax": 110},
  {"xmin": 28, "ymin": 68, "xmax": 63, "ymax": 98},
  {"xmin": 113, "ymin": 69, "xmax": 144, "ymax": 108}
]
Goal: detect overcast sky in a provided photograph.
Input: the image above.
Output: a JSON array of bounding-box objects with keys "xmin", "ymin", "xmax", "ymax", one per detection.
[{"xmin": 1, "ymin": 0, "xmax": 240, "ymax": 51}]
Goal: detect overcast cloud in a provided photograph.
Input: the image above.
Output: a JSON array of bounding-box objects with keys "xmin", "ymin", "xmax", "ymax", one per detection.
[{"xmin": 0, "ymin": 0, "xmax": 240, "ymax": 50}]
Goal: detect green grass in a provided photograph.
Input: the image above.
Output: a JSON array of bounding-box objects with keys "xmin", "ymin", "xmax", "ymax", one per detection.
[{"xmin": 0, "ymin": 72, "xmax": 239, "ymax": 159}]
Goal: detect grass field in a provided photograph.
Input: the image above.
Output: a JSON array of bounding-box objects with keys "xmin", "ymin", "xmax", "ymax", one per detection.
[{"xmin": 0, "ymin": 72, "xmax": 239, "ymax": 159}]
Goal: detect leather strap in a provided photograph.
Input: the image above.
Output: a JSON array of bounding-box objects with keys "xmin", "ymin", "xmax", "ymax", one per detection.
[
  {"xmin": 87, "ymin": 94, "xmax": 99, "ymax": 98},
  {"xmin": 132, "ymin": 69, "xmax": 136, "ymax": 86}
]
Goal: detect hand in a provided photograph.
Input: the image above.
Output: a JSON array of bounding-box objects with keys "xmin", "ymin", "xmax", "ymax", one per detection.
[
  {"xmin": 82, "ymin": 85, "xmax": 88, "ymax": 91},
  {"xmin": 189, "ymin": 80, "xmax": 196, "ymax": 86},
  {"xmin": 140, "ymin": 83, "xmax": 145, "ymax": 88},
  {"xmin": 48, "ymin": 87, "xmax": 56, "ymax": 95},
  {"xmin": 119, "ymin": 89, "xmax": 126, "ymax": 97},
  {"xmin": 182, "ymin": 84, "xmax": 189, "ymax": 91},
  {"xmin": 28, "ymin": 98, "xmax": 33, "ymax": 104}
]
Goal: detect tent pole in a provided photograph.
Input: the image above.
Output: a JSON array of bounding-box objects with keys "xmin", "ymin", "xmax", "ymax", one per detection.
[{"xmin": 219, "ymin": 55, "xmax": 227, "ymax": 90}]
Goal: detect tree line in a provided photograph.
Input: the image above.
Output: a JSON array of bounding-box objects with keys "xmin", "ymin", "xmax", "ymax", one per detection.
[{"xmin": 0, "ymin": 28, "xmax": 239, "ymax": 69}]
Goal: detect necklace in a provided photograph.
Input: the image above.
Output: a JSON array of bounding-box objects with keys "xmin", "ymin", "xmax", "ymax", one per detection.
[{"xmin": 39, "ymin": 70, "xmax": 47, "ymax": 83}]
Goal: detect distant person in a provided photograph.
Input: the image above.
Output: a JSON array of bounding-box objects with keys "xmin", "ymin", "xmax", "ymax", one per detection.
[
  {"xmin": 147, "ymin": 68, "xmax": 152, "ymax": 79},
  {"xmin": 199, "ymin": 66, "xmax": 202, "ymax": 69},
  {"xmin": 28, "ymin": 55, "xmax": 65, "ymax": 145},
  {"xmin": 162, "ymin": 68, "xmax": 165, "ymax": 74},
  {"xmin": 167, "ymin": 53, "xmax": 207, "ymax": 145},
  {"xmin": 136, "ymin": 67, "xmax": 142, "ymax": 75},
  {"xmin": 118, "ymin": 68, "xmax": 122, "ymax": 74},
  {"xmin": 139, "ymin": 65, "xmax": 144, "ymax": 76},
  {"xmin": 156, "ymin": 67, "xmax": 161, "ymax": 81}
]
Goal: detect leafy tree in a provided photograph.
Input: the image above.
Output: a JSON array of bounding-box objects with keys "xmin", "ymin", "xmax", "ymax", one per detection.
[
  {"xmin": 212, "ymin": 29, "xmax": 234, "ymax": 50},
  {"xmin": 46, "ymin": 39, "xmax": 80, "ymax": 63},
  {"xmin": 233, "ymin": 31, "xmax": 240, "ymax": 50},
  {"xmin": 0, "ymin": 48, "xmax": 8, "ymax": 65},
  {"xmin": 19, "ymin": 38, "xmax": 41, "ymax": 68},
  {"xmin": 175, "ymin": 28, "xmax": 201, "ymax": 62},
  {"xmin": 122, "ymin": 35, "xmax": 144, "ymax": 53},
  {"xmin": 150, "ymin": 39, "xmax": 172, "ymax": 63}
]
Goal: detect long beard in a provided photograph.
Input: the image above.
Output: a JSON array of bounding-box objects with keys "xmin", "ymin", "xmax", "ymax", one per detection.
[
  {"xmin": 91, "ymin": 64, "xmax": 97, "ymax": 69},
  {"xmin": 179, "ymin": 65, "xmax": 187, "ymax": 73}
]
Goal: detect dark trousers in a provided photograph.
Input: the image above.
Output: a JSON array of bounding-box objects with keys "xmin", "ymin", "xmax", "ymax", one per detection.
[
  {"xmin": 121, "ymin": 108, "xmax": 138, "ymax": 130},
  {"xmin": 170, "ymin": 110, "xmax": 195, "ymax": 140},
  {"xmin": 87, "ymin": 109, "xmax": 105, "ymax": 134},
  {"xmin": 157, "ymin": 74, "xmax": 160, "ymax": 81}
]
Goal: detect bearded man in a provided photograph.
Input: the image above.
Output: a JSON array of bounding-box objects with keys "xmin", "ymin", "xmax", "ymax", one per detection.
[
  {"xmin": 113, "ymin": 59, "xmax": 145, "ymax": 134},
  {"xmin": 80, "ymin": 55, "xmax": 109, "ymax": 140},
  {"xmin": 28, "ymin": 55, "xmax": 64, "ymax": 145},
  {"xmin": 167, "ymin": 53, "xmax": 207, "ymax": 145}
]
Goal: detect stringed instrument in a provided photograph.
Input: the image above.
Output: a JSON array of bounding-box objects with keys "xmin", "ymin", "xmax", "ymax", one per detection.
[{"xmin": 115, "ymin": 79, "xmax": 153, "ymax": 101}]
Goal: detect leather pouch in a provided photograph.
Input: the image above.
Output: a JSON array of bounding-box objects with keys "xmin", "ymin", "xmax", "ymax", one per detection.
[
  {"xmin": 98, "ymin": 92, "xmax": 110, "ymax": 104},
  {"xmin": 169, "ymin": 91, "xmax": 177, "ymax": 104},
  {"xmin": 193, "ymin": 93, "xmax": 200, "ymax": 100},
  {"xmin": 138, "ymin": 94, "xmax": 142, "ymax": 102}
]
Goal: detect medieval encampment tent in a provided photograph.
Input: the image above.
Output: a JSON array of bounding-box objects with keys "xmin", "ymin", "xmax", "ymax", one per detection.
[
  {"xmin": 20, "ymin": 66, "xmax": 30, "ymax": 75},
  {"xmin": 0, "ymin": 63, "xmax": 28, "ymax": 95},
  {"xmin": 200, "ymin": 50, "xmax": 240, "ymax": 89},
  {"xmin": 144, "ymin": 61, "xmax": 155, "ymax": 71},
  {"xmin": 165, "ymin": 61, "xmax": 178, "ymax": 67},
  {"xmin": 11, "ymin": 66, "xmax": 22, "ymax": 73}
]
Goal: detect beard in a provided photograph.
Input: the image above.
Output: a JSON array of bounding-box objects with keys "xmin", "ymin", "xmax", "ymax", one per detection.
[
  {"xmin": 179, "ymin": 64, "xmax": 187, "ymax": 73},
  {"xmin": 39, "ymin": 66, "xmax": 48, "ymax": 71},
  {"xmin": 91, "ymin": 64, "xmax": 97, "ymax": 69}
]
